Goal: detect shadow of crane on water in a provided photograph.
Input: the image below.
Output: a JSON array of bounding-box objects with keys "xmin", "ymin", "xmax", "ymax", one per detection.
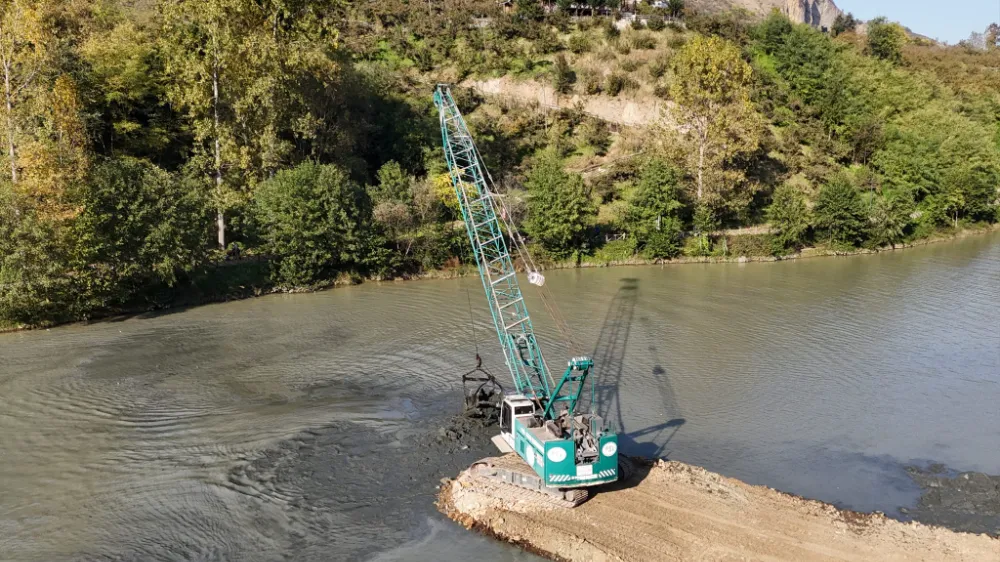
[{"xmin": 590, "ymin": 278, "xmax": 685, "ymax": 462}]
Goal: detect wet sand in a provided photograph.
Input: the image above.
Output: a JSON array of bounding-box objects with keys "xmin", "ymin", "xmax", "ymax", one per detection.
[{"xmin": 440, "ymin": 457, "xmax": 1000, "ymax": 561}]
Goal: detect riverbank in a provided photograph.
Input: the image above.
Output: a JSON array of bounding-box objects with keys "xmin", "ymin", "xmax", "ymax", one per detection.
[
  {"xmin": 439, "ymin": 457, "xmax": 1000, "ymax": 562},
  {"xmin": 2, "ymin": 223, "xmax": 997, "ymax": 334}
]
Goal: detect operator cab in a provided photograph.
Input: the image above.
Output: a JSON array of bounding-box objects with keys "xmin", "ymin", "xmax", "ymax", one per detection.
[{"xmin": 498, "ymin": 394, "xmax": 538, "ymax": 451}]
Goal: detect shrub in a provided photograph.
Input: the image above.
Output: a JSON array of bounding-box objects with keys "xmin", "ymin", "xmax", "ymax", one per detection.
[
  {"xmin": 532, "ymin": 27, "xmax": 563, "ymax": 54},
  {"xmin": 568, "ymin": 33, "xmax": 591, "ymax": 54},
  {"xmin": 726, "ymin": 233, "xmax": 775, "ymax": 257},
  {"xmin": 603, "ymin": 19, "xmax": 620, "ymax": 40},
  {"xmin": 642, "ymin": 221, "xmax": 683, "ymax": 259},
  {"xmin": 620, "ymin": 58, "xmax": 642, "ymax": 72},
  {"xmin": 605, "ymin": 71, "xmax": 636, "ymax": 95},
  {"xmin": 648, "ymin": 56, "xmax": 669, "ymax": 78},
  {"xmin": 616, "ymin": 39, "xmax": 632, "ymax": 55},
  {"xmin": 633, "ymin": 34, "xmax": 657, "ymax": 49},
  {"xmin": 667, "ymin": 21, "xmax": 684, "ymax": 32},
  {"xmin": 592, "ymin": 237, "xmax": 638, "ymax": 262},
  {"xmin": 581, "ymin": 69, "xmax": 602, "ymax": 94},
  {"xmin": 580, "ymin": 118, "xmax": 611, "ymax": 154},
  {"xmin": 595, "ymin": 45, "xmax": 617, "ymax": 61},
  {"xmin": 682, "ymin": 233, "xmax": 713, "ymax": 257},
  {"xmin": 653, "ymin": 82, "xmax": 670, "ymax": 98},
  {"xmin": 667, "ymin": 33, "xmax": 686, "ymax": 48},
  {"xmin": 256, "ymin": 162, "xmax": 376, "ymax": 286},
  {"xmin": 647, "ymin": 16, "xmax": 666, "ymax": 31},
  {"xmin": 631, "ymin": 18, "xmax": 646, "ymax": 30}
]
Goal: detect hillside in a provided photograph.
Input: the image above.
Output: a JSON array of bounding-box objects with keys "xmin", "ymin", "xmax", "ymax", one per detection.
[{"xmin": 1, "ymin": 0, "xmax": 998, "ymax": 328}]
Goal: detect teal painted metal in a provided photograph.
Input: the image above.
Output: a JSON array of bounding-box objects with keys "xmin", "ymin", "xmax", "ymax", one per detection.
[
  {"xmin": 513, "ymin": 416, "xmax": 619, "ymax": 487},
  {"xmin": 433, "ymin": 85, "xmax": 555, "ymax": 404}
]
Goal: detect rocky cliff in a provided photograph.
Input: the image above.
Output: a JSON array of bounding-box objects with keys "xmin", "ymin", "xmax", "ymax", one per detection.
[
  {"xmin": 782, "ymin": 0, "xmax": 842, "ymax": 29},
  {"xmin": 689, "ymin": 0, "xmax": 843, "ymax": 29}
]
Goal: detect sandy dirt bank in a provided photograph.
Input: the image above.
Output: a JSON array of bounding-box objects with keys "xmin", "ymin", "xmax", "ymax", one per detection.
[{"xmin": 439, "ymin": 456, "xmax": 1000, "ymax": 562}]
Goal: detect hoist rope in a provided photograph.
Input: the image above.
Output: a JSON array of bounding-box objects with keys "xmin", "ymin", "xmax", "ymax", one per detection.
[
  {"xmin": 471, "ymin": 142, "xmax": 580, "ymax": 356},
  {"xmin": 465, "ymin": 285, "xmax": 480, "ymax": 358}
]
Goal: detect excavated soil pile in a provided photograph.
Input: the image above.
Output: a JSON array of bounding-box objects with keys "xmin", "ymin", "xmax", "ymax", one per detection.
[{"xmin": 438, "ymin": 456, "xmax": 1000, "ymax": 561}]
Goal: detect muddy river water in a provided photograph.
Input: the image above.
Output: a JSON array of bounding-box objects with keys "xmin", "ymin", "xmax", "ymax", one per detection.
[{"xmin": 2, "ymin": 233, "xmax": 998, "ymax": 561}]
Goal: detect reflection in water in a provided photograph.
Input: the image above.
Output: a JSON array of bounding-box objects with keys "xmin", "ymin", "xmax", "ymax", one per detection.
[{"xmin": 1, "ymin": 232, "xmax": 998, "ymax": 560}]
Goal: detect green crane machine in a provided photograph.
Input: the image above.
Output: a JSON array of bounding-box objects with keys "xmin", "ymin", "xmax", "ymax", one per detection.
[{"xmin": 434, "ymin": 85, "xmax": 621, "ymax": 507}]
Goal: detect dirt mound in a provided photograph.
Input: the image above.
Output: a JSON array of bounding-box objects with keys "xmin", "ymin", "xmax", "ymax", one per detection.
[{"xmin": 439, "ymin": 457, "xmax": 1000, "ymax": 561}]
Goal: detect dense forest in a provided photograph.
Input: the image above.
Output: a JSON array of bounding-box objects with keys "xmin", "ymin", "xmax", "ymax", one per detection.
[{"xmin": 1, "ymin": 0, "xmax": 998, "ymax": 327}]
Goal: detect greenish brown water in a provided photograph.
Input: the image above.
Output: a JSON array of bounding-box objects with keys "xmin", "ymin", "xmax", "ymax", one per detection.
[{"xmin": 1, "ymin": 232, "xmax": 998, "ymax": 560}]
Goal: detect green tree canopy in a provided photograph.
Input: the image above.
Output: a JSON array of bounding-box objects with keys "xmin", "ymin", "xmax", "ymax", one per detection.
[
  {"xmin": 625, "ymin": 158, "xmax": 685, "ymax": 241},
  {"xmin": 874, "ymin": 104, "xmax": 1000, "ymax": 224},
  {"xmin": 866, "ymin": 17, "xmax": 906, "ymax": 64},
  {"xmin": 71, "ymin": 157, "xmax": 209, "ymax": 311},
  {"xmin": 255, "ymin": 162, "xmax": 376, "ymax": 286},
  {"xmin": 670, "ymin": 34, "xmax": 762, "ymax": 204},
  {"xmin": 864, "ymin": 189, "xmax": 913, "ymax": 248},
  {"xmin": 813, "ymin": 174, "xmax": 865, "ymax": 246},
  {"xmin": 765, "ymin": 183, "xmax": 811, "ymax": 250},
  {"xmin": 524, "ymin": 151, "xmax": 597, "ymax": 259}
]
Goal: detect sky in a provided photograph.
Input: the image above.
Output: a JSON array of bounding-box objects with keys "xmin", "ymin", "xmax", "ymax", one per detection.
[{"xmin": 833, "ymin": 0, "xmax": 999, "ymax": 44}]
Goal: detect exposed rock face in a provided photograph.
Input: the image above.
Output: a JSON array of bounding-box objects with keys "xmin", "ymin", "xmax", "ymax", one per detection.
[
  {"xmin": 689, "ymin": 0, "xmax": 843, "ymax": 29},
  {"xmin": 782, "ymin": 0, "xmax": 842, "ymax": 29}
]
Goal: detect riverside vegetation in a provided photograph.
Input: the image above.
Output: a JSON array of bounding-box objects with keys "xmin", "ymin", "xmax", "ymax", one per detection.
[{"xmin": 1, "ymin": 0, "xmax": 998, "ymax": 328}]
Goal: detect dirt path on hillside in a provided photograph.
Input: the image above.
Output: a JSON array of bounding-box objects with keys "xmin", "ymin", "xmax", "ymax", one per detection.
[{"xmin": 439, "ymin": 457, "xmax": 1000, "ymax": 562}]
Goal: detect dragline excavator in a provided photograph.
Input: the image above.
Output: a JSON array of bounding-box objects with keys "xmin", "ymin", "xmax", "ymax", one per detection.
[{"xmin": 434, "ymin": 85, "xmax": 624, "ymax": 507}]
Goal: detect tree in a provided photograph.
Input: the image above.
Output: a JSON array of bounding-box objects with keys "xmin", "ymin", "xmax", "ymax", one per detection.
[
  {"xmin": 754, "ymin": 9, "xmax": 792, "ymax": 54},
  {"xmin": 161, "ymin": 0, "xmax": 244, "ymax": 250},
  {"xmin": 70, "ymin": 157, "xmax": 209, "ymax": 312},
  {"xmin": 369, "ymin": 160, "xmax": 419, "ymax": 259},
  {"xmin": 670, "ymin": 35, "xmax": 762, "ymax": 201},
  {"xmin": 864, "ymin": 189, "xmax": 912, "ymax": 248},
  {"xmin": 256, "ymin": 162, "xmax": 377, "ymax": 286},
  {"xmin": 986, "ymin": 23, "xmax": 999, "ymax": 50},
  {"xmin": 866, "ymin": 17, "xmax": 906, "ymax": 64},
  {"xmin": 80, "ymin": 19, "xmax": 182, "ymax": 161},
  {"xmin": 874, "ymin": 104, "xmax": 1000, "ymax": 223},
  {"xmin": 765, "ymin": 183, "xmax": 810, "ymax": 250},
  {"xmin": 813, "ymin": 174, "xmax": 865, "ymax": 246},
  {"xmin": 0, "ymin": 185, "xmax": 75, "ymax": 325},
  {"xmin": 516, "ymin": 0, "xmax": 544, "ymax": 21},
  {"xmin": 523, "ymin": 150, "xmax": 596, "ymax": 259},
  {"xmin": 774, "ymin": 24, "xmax": 835, "ymax": 105},
  {"xmin": 831, "ymin": 12, "xmax": 858, "ymax": 37},
  {"xmin": 161, "ymin": 0, "xmax": 341, "ymax": 250},
  {"xmin": 552, "ymin": 53, "xmax": 575, "ymax": 94},
  {"xmin": 370, "ymin": 160, "xmax": 411, "ymax": 203},
  {"xmin": 666, "ymin": 0, "xmax": 685, "ymax": 19},
  {"xmin": 0, "ymin": 0, "xmax": 54, "ymax": 185},
  {"xmin": 625, "ymin": 158, "xmax": 684, "ymax": 240}
]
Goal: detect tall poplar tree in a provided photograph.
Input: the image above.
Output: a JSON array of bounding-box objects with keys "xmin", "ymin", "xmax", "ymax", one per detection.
[
  {"xmin": 670, "ymin": 35, "xmax": 761, "ymax": 203},
  {"xmin": 0, "ymin": 0, "xmax": 54, "ymax": 185}
]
